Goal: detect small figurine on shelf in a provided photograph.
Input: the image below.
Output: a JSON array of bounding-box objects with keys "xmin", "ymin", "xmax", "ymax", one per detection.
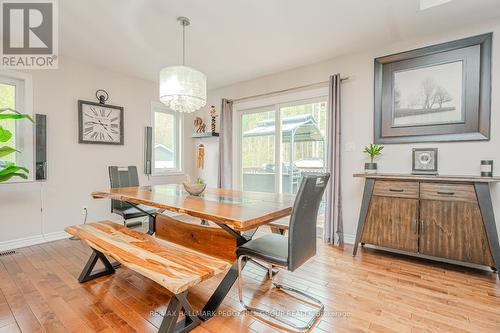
[
  {"xmin": 209, "ymin": 105, "xmax": 218, "ymax": 133},
  {"xmin": 194, "ymin": 117, "xmax": 206, "ymax": 133}
]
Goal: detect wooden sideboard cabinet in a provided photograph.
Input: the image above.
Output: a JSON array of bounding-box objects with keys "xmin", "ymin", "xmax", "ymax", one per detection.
[{"xmin": 352, "ymin": 174, "xmax": 500, "ymax": 275}]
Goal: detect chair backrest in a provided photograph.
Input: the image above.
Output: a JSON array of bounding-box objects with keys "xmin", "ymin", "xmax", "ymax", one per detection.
[
  {"xmin": 108, "ymin": 166, "xmax": 140, "ymax": 212},
  {"xmin": 288, "ymin": 173, "xmax": 330, "ymax": 271}
]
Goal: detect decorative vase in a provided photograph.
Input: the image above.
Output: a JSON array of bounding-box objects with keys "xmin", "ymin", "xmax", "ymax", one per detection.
[
  {"xmin": 365, "ymin": 163, "xmax": 378, "ymax": 174},
  {"xmin": 481, "ymin": 160, "xmax": 493, "ymax": 177}
]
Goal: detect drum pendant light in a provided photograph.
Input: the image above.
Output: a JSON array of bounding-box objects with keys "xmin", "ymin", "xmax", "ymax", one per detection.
[{"xmin": 159, "ymin": 17, "xmax": 207, "ymax": 113}]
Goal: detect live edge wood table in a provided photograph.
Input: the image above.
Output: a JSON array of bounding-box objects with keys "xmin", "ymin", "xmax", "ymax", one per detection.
[
  {"xmin": 352, "ymin": 173, "xmax": 500, "ymax": 278},
  {"xmin": 91, "ymin": 184, "xmax": 295, "ymax": 320}
]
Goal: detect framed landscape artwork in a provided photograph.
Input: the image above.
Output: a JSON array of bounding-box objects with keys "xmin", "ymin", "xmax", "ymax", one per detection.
[{"xmin": 374, "ymin": 33, "xmax": 492, "ymax": 143}]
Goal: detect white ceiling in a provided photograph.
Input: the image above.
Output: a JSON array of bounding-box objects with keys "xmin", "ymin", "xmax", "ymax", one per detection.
[{"xmin": 60, "ymin": 0, "xmax": 500, "ymax": 89}]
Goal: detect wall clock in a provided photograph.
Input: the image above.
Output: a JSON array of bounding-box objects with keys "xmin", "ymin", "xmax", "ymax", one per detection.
[{"xmin": 78, "ymin": 95, "xmax": 124, "ymax": 145}]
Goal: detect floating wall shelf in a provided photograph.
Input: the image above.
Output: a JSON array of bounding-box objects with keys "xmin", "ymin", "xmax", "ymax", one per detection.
[{"xmin": 192, "ymin": 132, "xmax": 219, "ymax": 138}]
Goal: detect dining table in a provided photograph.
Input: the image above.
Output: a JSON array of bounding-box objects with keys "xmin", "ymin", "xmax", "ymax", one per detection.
[{"xmin": 91, "ymin": 184, "xmax": 296, "ymax": 320}]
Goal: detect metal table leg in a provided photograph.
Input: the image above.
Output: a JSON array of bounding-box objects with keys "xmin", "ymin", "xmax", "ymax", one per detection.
[
  {"xmin": 199, "ymin": 258, "xmax": 247, "ymax": 321},
  {"xmin": 198, "ymin": 224, "xmax": 257, "ymax": 321},
  {"xmin": 125, "ymin": 201, "xmax": 157, "ymax": 235}
]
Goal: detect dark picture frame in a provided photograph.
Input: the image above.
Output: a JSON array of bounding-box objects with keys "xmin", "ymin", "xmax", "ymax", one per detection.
[
  {"xmin": 78, "ymin": 100, "xmax": 124, "ymax": 145},
  {"xmin": 412, "ymin": 148, "xmax": 438, "ymax": 175},
  {"xmin": 374, "ymin": 33, "xmax": 492, "ymax": 144}
]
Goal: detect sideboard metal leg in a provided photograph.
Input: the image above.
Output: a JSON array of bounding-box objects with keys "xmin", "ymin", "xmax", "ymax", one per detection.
[
  {"xmin": 352, "ymin": 179, "xmax": 375, "ymax": 256},
  {"xmin": 475, "ymin": 182, "xmax": 500, "ymax": 277}
]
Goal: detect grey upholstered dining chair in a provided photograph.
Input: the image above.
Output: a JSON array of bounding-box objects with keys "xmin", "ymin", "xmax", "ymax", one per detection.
[
  {"xmin": 237, "ymin": 173, "xmax": 330, "ymax": 332},
  {"xmin": 108, "ymin": 166, "xmax": 157, "ymax": 232}
]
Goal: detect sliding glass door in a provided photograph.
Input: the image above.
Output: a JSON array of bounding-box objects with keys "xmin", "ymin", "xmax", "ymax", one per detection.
[
  {"xmin": 237, "ymin": 97, "xmax": 328, "ymax": 229},
  {"xmin": 280, "ymin": 100, "xmax": 327, "ymax": 195},
  {"xmin": 241, "ymin": 108, "xmax": 276, "ymax": 192}
]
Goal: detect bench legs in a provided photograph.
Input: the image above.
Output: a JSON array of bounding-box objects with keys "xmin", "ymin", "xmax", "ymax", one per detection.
[
  {"xmin": 78, "ymin": 249, "xmax": 120, "ymax": 283},
  {"xmin": 270, "ymin": 227, "xmax": 286, "ymax": 235},
  {"xmin": 148, "ymin": 214, "xmax": 156, "ymax": 235},
  {"xmin": 159, "ymin": 291, "xmax": 201, "ymax": 333}
]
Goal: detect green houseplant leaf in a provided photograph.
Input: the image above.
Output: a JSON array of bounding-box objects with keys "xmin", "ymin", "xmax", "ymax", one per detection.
[
  {"xmin": 0, "ymin": 146, "xmax": 18, "ymax": 158},
  {"xmin": 0, "ymin": 165, "xmax": 29, "ymax": 175},
  {"xmin": 0, "ymin": 172, "xmax": 28, "ymax": 182},
  {"xmin": 0, "ymin": 108, "xmax": 34, "ymax": 122},
  {"xmin": 0, "ymin": 108, "xmax": 34, "ymax": 183},
  {"xmin": 0, "ymin": 126, "xmax": 12, "ymax": 142}
]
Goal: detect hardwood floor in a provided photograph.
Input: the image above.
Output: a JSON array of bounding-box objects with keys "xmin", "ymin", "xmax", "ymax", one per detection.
[{"xmin": 0, "ymin": 234, "xmax": 499, "ymax": 332}]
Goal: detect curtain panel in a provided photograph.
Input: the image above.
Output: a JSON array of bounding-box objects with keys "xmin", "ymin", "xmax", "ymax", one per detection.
[
  {"xmin": 323, "ymin": 74, "xmax": 343, "ymax": 244},
  {"xmin": 218, "ymin": 98, "xmax": 233, "ymax": 189}
]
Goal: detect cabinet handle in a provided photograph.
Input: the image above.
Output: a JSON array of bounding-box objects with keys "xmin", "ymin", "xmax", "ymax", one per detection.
[
  {"xmin": 414, "ymin": 219, "xmax": 419, "ymax": 234},
  {"xmin": 389, "ymin": 188, "xmax": 404, "ymax": 192},
  {"xmin": 420, "ymin": 220, "xmax": 426, "ymax": 233},
  {"xmin": 437, "ymin": 191, "xmax": 455, "ymax": 195}
]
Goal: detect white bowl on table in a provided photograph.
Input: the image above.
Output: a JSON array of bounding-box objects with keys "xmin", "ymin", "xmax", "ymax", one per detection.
[{"xmin": 183, "ymin": 182, "xmax": 206, "ymax": 196}]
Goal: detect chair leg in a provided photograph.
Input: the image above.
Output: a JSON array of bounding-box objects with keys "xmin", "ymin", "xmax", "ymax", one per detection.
[
  {"xmin": 237, "ymin": 255, "xmax": 324, "ymax": 332},
  {"xmin": 247, "ymin": 257, "xmax": 279, "ymax": 277}
]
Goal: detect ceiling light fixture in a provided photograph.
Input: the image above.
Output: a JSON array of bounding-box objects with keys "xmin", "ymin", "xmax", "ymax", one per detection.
[
  {"xmin": 159, "ymin": 17, "xmax": 207, "ymax": 113},
  {"xmin": 419, "ymin": 0, "xmax": 453, "ymax": 10}
]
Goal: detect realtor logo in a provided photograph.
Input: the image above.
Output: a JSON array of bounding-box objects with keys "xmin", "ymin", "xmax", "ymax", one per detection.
[{"xmin": 1, "ymin": 0, "xmax": 58, "ymax": 69}]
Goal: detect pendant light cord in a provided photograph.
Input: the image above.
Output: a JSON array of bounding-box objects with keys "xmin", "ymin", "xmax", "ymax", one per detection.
[
  {"xmin": 177, "ymin": 17, "xmax": 190, "ymax": 66},
  {"xmin": 182, "ymin": 22, "xmax": 186, "ymax": 65}
]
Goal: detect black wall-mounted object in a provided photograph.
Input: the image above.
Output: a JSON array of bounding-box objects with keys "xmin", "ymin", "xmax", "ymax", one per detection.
[
  {"xmin": 144, "ymin": 126, "xmax": 152, "ymax": 175},
  {"xmin": 35, "ymin": 114, "xmax": 47, "ymax": 180},
  {"xmin": 95, "ymin": 89, "xmax": 109, "ymax": 104}
]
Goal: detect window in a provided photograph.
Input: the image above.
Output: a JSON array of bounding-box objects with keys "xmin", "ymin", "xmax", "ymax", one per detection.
[
  {"xmin": 0, "ymin": 72, "xmax": 33, "ymax": 181},
  {"xmin": 152, "ymin": 102, "xmax": 182, "ymax": 174},
  {"xmin": 234, "ymin": 88, "xmax": 328, "ymax": 232}
]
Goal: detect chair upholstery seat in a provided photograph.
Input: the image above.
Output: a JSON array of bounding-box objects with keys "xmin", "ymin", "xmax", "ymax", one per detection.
[
  {"xmin": 113, "ymin": 204, "xmax": 156, "ymax": 220},
  {"xmin": 237, "ymin": 234, "xmax": 288, "ymax": 267}
]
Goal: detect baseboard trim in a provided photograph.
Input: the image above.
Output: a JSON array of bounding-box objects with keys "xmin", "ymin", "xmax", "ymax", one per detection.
[
  {"xmin": 343, "ymin": 233, "xmax": 355, "ymax": 245},
  {"xmin": 0, "ymin": 231, "xmax": 70, "ymax": 252}
]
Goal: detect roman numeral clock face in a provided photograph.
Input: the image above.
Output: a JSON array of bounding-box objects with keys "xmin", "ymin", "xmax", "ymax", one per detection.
[{"xmin": 79, "ymin": 102, "xmax": 123, "ymax": 144}]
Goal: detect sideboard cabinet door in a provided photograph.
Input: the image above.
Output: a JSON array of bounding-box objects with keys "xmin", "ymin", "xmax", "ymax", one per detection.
[
  {"xmin": 361, "ymin": 196, "xmax": 419, "ymax": 252},
  {"xmin": 419, "ymin": 200, "xmax": 494, "ymax": 266}
]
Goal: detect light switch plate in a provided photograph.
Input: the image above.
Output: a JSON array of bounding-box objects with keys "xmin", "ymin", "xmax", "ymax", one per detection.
[{"xmin": 345, "ymin": 142, "xmax": 355, "ymax": 152}]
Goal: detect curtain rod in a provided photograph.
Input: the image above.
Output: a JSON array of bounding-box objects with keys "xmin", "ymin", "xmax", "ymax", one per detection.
[{"xmin": 231, "ymin": 77, "xmax": 349, "ymax": 103}]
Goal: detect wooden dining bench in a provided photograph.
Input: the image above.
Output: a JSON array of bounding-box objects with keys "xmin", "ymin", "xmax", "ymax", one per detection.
[
  {"xmin": 65, "ymin": 221, "xmax": 231, "ymax": 333},
  {"xmin": 268, "ymin": 216, "xmax": 289, "ymax": 235}
]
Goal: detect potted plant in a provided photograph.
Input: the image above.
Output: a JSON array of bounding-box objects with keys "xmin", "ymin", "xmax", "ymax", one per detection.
[
  {"xmin": 363, "ymin": 144, "xmax": 384, "ymax": 174},
  {"xmin": 0, "ymin": 108, "xmax": 33, "ymax": 182}
]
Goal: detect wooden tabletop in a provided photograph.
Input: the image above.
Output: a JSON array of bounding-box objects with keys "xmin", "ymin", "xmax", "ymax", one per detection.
[
  {"xmin": 353, "ymin": 173, "xmax": 500, "ymax": 183},
  {"xmin": 92, "ymin": 184, "xmax": 295, "ymax": 231}
]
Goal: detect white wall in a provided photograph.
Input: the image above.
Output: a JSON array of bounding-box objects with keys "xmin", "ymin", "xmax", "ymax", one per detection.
[
  {"xmin": 0, "ymin": 56, "xmax": 195, "ymax": 249},
  {"xmin": 193, "ymin": 18, "xmax": 500, "ymax": 242}
]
